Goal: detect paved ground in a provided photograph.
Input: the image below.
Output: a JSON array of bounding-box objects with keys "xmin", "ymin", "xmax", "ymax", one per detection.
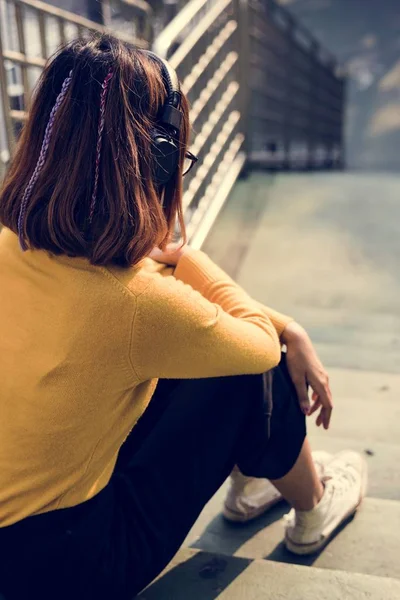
[
  {"xmin": 140, "ymin": 172, "xmax": 400, "ymax": 598},
  {"xmin": 138, "ymin": 548, "xmax": 400, "ymax": 600},
  {"xmin": 203, "ymin": 171, "xmax": 400, "ymax": 373}
]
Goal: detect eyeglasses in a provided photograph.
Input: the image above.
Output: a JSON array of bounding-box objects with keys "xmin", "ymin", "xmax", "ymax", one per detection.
[{"xmin": 183, "ymin": 150, "xmax": 198, "ymax": 176}]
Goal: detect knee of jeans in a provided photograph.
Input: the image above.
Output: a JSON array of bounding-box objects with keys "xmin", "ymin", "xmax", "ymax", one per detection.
[{"xmin": 223, "ymin": 373, "xmax": 262, "ymax": 397}]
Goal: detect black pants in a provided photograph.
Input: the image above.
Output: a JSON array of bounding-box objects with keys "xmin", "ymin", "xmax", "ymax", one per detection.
[{"xmin": 0, "ymin": 356, "xmax": 305, "ymax": 600}]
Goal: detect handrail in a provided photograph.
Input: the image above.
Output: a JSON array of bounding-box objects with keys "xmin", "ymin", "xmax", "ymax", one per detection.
[
  {"xmin": 121, "ymin": 0, "xmax": 152, "ymax": 15},
  {"xmin": 1, "ymin": 0, "xmax": 345, "ymax": 243},
  {"xmin": 151, "ymin": 0, "xmax": 345, "ymax": 243},
  {"xmin": 0, "ymin": 0, "xmax": 150, "ymax": 73},
  {"xmin": 153, "ymin": 0, "xmax": 210, "ymax": 58},
  {"xmin": 14, "ymin": 0, "xmax": 151, "ymax": 45},
  {"xmin": 0, "ymin": 0, "xmax": 152, "ymax": 173},
  {"xmin": 167, "ymin": 0, "xmax": 232, "ymax": 70},
  {"xmin": 269, "ymin": 0, "xmax": 337, "ymax": 68},
  {"xmin": 152, "ymin": 0, "xmax": 246, "ymax": 244}
]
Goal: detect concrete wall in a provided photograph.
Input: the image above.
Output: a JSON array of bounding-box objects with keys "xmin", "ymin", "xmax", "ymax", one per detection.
[{"xmin": 278, "ymin": 0, "xmax": 400, "ymax": 171}]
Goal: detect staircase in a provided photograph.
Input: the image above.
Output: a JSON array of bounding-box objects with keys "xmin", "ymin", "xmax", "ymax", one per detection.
[
  {"xmin": 138, "ymin": 171, "xmax": 400, "ymax": 598},
  {"xmin": 1, "ymin": 1, "xmax": 394, "ymax": 594},
  {"xmin": 137, "ymin": 368, "xmax": 400, "ymax": 599}
]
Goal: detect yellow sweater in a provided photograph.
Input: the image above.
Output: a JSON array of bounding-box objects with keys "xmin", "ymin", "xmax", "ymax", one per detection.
[{"xmin": 0, "ymin": 227, "xmax": 292, "ymax": 527}]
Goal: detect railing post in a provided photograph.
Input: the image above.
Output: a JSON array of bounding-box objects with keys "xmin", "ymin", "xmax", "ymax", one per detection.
[
  {"xmin": 337, "ymin": 73, "xmax": 346, "ymax": 169},
  {"xmin": 233, "ymin": 0, "xmax": 250, "ymax": 170},
  {"xmin": 163, "ymin": 0, "xmax": 180, "ymax": 25},
  {"xmin": 0, "ymin": 13, "xmax": 15, "ymax": 169},
  {"xmin": 308, "ymin": 40, "xmax": 319, "ymax": 169},
  {"xmin": 283, "ymin": 14, "xmax": 295, "ymax": 169}
]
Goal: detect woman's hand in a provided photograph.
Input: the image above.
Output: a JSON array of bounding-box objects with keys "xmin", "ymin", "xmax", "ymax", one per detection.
[
  {"xmin": 281, "ymin": 321, "xmax": 333, "ymax": 429},
  {"xmin": 149, "ymin": 243, "xmax": 191, "ymax": 266}
]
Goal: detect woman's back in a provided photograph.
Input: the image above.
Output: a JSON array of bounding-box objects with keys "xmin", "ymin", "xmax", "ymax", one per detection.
[
  {"xmin": 0, "ymin": 227, "xmax": 159, "ymax": 526},
  {"xmin": 0, "ymin": 34, "xmax": 364, "ymax": 600},
  {"xmin": 0, "ymin": 224, "xmax": 280, "ymax": 527},
  {"xmin": 0, "ymin": 35, "xmax": 191, "ymax": 527}
]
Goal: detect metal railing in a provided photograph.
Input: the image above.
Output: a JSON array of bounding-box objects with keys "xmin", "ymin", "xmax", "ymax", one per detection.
[
  {"xmin": 153, "ymin": 0, "xmax": 345, "ymax": 245},
  {"xmin": 154, "ymin": 0, "xmax": 247, "ymax": 247},
  {"xmin": 248, "ymin": 0, "xmax": 345, "ymax": 169},
  {"xmin": 0, "ymin": 0, "xmax": 345, "ymax": 244},
  {"xmin": 0, "ymin": 0, "xmax": 152, "ymax": 177}
]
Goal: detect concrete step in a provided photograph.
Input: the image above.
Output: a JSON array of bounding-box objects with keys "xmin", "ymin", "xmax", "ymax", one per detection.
[
  {"xmin": 229, "ymin": 173, "xmax": 400, "ymax": 375},
  {"xmin": 138, "ymin": 547, "xmax": 400, "ymax": 599},
  {"xmin": 307, "ymin": 367, "xmax": 400, "ymax": 447},
  {"xmin": 305, "ymin": 366, "xmax": 400, "ymax": 500},
  {"xmin": 184, "ymin": 366, "xmax": 400, "ymax": 579},
  {"xmin": 186, "ymin": 488, "xmax": 400, "ymax": 580},
  {"xmin": 308, "ymin": 434, "xmax": 400, "ymax": 501}
]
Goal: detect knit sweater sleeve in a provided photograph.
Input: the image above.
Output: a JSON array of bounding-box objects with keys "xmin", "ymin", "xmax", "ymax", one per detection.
[
  {"xmin": 255, "ymin": 303, "xmax": 293, "ymax": 338},
  {"xmin": 130, "ymin": 250, "xmax": 282, "ymax": 380}
]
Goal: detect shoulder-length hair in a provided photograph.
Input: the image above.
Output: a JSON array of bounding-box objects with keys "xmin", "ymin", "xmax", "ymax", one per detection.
[{"xmin": 0, "ymin": 35, "xmax": 189, "ymax": 266}]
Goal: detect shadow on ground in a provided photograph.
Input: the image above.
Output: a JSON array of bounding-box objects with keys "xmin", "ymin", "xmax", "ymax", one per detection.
[
  {"xmin": 264, "ymin": 513, "xmax": 357, "ymax": 567},
  {"xmin": 189, "ymin": 495, "xmax": 358, "ymax": 569},
  {"xmin": 138, "ymin": 507, "xmax": 359, "ymax": 598},
  {"xmin": 190, "ymin": 502, "xmax": 287, "ymax": 557},
  {"xmin": 137, "ymin": 551, "xmax": 251, "ymax": 600}
]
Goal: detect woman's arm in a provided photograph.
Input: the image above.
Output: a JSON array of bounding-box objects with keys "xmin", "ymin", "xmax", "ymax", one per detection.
[
  {"xmin": 254, "ymin": 302, "xmax": 293, "ymax": 338},
  {"xmin": 147, "ymin": 245, "xmax": 333, "ymax": 429},
  {"xmin": 130, "ymin": 248, "xmax": 281, "ymax": 380},
  {"xmin": 150, "ymin": 245, "xmax": 294, "ymax": 338},
  {"xmin": 281, "ymin": 321, "xmax": 333, "ymax": 430}
]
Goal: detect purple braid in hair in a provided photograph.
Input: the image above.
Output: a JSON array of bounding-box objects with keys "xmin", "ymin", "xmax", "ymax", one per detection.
[
  {"xmin": 17, "ymin": 70, "xmax": 73, "ymax": 250},
  {"xmin": 88, "ymin": 68, "xmax": 113, "ymax": 223}
]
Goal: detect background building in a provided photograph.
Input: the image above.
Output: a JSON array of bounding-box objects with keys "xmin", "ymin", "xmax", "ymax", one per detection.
[{"xmin": 278, "ymin": 0, "xmax": 400, "ymax": 170}]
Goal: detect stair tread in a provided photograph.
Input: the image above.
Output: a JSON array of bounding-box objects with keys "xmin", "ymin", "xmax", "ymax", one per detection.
[
  {"xmin": 229, "ymin": 173, "xmax": 400, "ymax": 375},
  {"xmin": 306, "ymin": 367, "xmax": 400, "ymax": 446},
  {"xmin": 187, "ymin": 490, "xmax": 400, "ymax": 580},
  {"xmin": 307, "ymin": 433, "xmax": 400, "ymax": 500},
  {"xmin": 138, "ymin": 547, "xmax": 400, "ymax": 599}
]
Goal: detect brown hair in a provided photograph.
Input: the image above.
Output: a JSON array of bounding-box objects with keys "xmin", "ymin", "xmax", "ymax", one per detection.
[{"xmin": 0, "ymin": 35, "xmax": 189, "ymax": 266}]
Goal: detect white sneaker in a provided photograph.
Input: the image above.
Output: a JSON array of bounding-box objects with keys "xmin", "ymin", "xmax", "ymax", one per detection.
[
  {"xmin": 284, "ymin": 450, "xmax": 368, "ymax": 555},
  {"xmin": 223, "ymin": 451, "xmax": 332, "ymax": 523}
]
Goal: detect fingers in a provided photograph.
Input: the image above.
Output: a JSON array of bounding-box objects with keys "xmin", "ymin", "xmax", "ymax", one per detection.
[
  {"xmin": 309, "ymin": 396, "xmax": 321, "ymax": 416},
  {"xmin": 149, "ymin": 247, "xmax": 162, "ymax": 260},
  {"xmin": 148, "ymin": 245, "xmax": 182, "ymax": 266},
  {"xmin": 321, "ymin": 404, "xmax": 333, "ymax": 429},
  {"xmin": 293, "ymin": 378, "xmax": 311, "ymax": 415},
  {"xmin": 313, "ymin": 378, "xmax": 333, "ymax": 429}
]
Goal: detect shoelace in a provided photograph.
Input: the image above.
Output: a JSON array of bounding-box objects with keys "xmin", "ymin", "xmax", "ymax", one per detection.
[
  {"xmin": 284, "ymin": 463, "xmax": 359, "ymax": 533},
  {"xmin": 324, "ymin": 463, "xmax": 358, "ymax": 498}
]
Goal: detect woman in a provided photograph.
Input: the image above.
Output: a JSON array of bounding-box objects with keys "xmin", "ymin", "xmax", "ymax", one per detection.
[{"xmin": 0, "ymin": 35, "xmax": 366, "ymax": 600}]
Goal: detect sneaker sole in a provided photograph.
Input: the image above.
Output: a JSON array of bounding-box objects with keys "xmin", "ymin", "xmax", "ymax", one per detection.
[
  {"xmin": 223, "ymin": 495, "xmax": 283, "ymax": 523},
  {"xmin": 285, "ymin": 456, "xmax": 368, "ymax": 555}
]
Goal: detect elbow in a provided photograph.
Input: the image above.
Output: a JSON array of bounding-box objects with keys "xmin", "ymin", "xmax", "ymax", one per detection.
[
  {"xmin": 261, "ymin": 325, "xmax": 283, "ymax": 371},
  {"xmin": 250, "ymin": 339, "xmax": 281, "ymax": 375},
  {"xmin": 258, "ymin": 322, "xmax": 282, "ymax": 372},
  {"xmin": 261, "ymin": 342, "xmax": 281, "ymax": 372},
  {"xmin": 269, "ymin": 342, "xmax": 282, "ymax": 370}
]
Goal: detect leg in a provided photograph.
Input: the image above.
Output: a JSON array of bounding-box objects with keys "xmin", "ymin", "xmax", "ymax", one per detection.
[
  {"xmin": 101, "ymin": 357, "xmax": 307, "ymax": 598},
  {"xmin": 224, "ymin": 438, "xmax": 328, "ymax": 522},
  {"xmin": 271, "ymin": 438, "xmax": 324, "ymax": 511},
  {"xmin": 1, "ymin": 373, "xmax": 279, "ymax": 600},
  {"xmin": 223, "ymin": 371, "xmax": 366, "ymax": 557},
  {"xmin": 223, "ymin": 357, "xmax": 327, "ymax": 522}
]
